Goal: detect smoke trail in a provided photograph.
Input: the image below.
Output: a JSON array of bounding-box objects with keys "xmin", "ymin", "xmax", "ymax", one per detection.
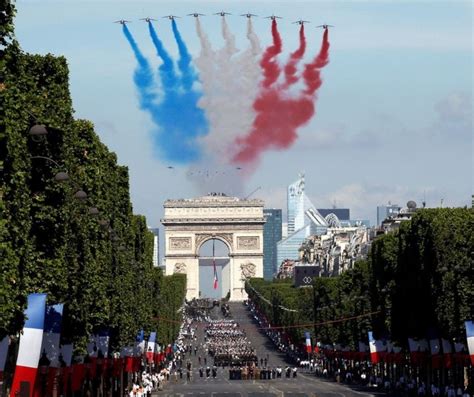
[
  {"xmin": 246, "ymin": 18, "xmax": 261, "ymax": 55},
  {"xmin": 189, "ymin": 17, "xmax": 262, "ymax": 192},
  {"xmin": 121, "ymin": 25, "xmax": 157, "ymax": 115},
  {"xmin": 261, "ymin": 19, "xmax": 283, "ymax": 89},
  {"xmin": 220, "ymin": 16, "xmax": 238, "ymax": 57},
  {"xmin": 283, "ymin": 24, "xmax": 307, "ymax": 87},
  {"xmin": 148, "ymin": 22, "xmax": 177, "ymax": 89},
  {"xmin": 195, "ymin": 16, "xmax": 261, "ymax": 163},
  {"xmin": 171, "ymin": 19, "xmax": 194, "ymax": 90},
  {"xmin": 303, "ymin": 28, "xmax": 330, "ymax": 95},
  {"xmin": 123, "ymin": 22, "xmax": 208, "ymax": 164},
  {"xmin": 232, "ymin": 29, "xmax": 330, "ymax": 165}
]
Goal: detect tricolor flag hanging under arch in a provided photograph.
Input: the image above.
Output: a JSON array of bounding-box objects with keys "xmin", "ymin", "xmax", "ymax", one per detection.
[
  {"xmin": 10, "ymin": 293, "xmax": 47, "ymax": 397},
  {"xmin": 212, "ymin": 239, "xmax": 218, "ymax": 290}
]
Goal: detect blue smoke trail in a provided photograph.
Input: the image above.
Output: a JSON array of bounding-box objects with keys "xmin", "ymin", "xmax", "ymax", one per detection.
[
  {"xmin": 142, "ymin": 21, "xmax": 208, "ymax": 164},
  {"xmin": 148, "ymin": 23, "xmax": 178, "ymax": 89},
  {"xmin": 171, "ymin": 19, "xmax": 194, "ymax": 91},
  {"xmin": 122, "ymin": 25, "xmax": 156, "ymax": 111}
]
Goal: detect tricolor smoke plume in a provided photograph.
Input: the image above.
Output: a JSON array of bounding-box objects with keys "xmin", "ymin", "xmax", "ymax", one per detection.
[
  {"xmin": 124, "ymin": 22, "xmax": 208, "ymax": 164},
  {"xmin": 232, "ymin": 28, "xmax": 330, "ymax": 165},
  {"xmin": 283, "ymin": 24, "xmax": 306, "ymax": 87},
  {"xmin": 195, "ymin": 17, "xmax": 261, "ymax": 163}
]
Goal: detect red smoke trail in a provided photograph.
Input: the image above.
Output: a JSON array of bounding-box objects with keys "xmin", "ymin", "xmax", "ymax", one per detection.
[
  {"xmin": 303, "ymin": 28, "xmax": 330, "ymax": 95},
  {"xmin": 232, "ymin": 29, "xmax": 330, "ymax": 165},
  {"xmin": 283, "ymin": 24, "xmax": 306, "ymax": 87},
  {"xmin": 261, "ymin": 19, "xmax": 283, "ymax": 88}
]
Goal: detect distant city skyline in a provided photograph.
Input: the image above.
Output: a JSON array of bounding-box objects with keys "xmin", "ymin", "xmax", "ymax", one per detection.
[{"xmin": 13, "ymin": 0, "xmax": 472, "ymax": 231}]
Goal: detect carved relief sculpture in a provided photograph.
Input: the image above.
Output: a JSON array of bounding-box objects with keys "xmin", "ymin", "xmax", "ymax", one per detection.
[
  {"xmin": 237, "ymin": 236, "xmax": 260, "ymax": 250},
  {"xmin": 173, "ymin": 263, "xmax": 187, "ymax": 274},
  {"xmin": 240, "ymin": 262, "xmax": 256, "ymax": 279},
  {"xmin": 169, "ymin": 237, "xmax": 192, "ymax": 250}
]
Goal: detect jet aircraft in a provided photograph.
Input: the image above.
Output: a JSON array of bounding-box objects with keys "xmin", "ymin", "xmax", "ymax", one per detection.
[
  {"xmin": 187, "ymin": 12, "xmax": 205, "ymax": 17},
  {"xmin": 317, "ymin": 24, "xmax": 334, "ymax": 29},
  {"xmin": 162, "ymin": 15, "xmax": 180, "ymax": 20},
  {"xmin": 214, "ymin": 11, "xmax": 231, "ymax": 16},
  {"xmin": 113, "ymin": 20, "xmax": 131, "ymax": 25},
  {"xmin": 292, "ymin": 19, "xmax": 310, "ymax": 25},
  {"xmin": 240, "ymin": 12, "xmax": 258, "ymax": 18},
  {"xmin": 265, "ymin": 15, "xmax": 282, "ymax": 20},
  {"xmin": 139, "ymin": 17, "xmax": 157, "ymax": 23}
]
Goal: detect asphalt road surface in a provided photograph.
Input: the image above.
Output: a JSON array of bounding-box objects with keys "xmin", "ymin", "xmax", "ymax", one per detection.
[{"xmin": 155, "ymin": 302, "xmax": 376, "ymax": 397}]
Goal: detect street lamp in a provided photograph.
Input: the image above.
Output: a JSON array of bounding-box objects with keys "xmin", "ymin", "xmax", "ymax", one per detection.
[
  {"xmin": 29, "ymin": 124, "xmax": 48, "ymax": 141},
  {"xmin": 88, "ymin": 207, "xmax": 100, "ymax": 216},
  {"xmin": 54, "ymin": 171, "xmax": 70, "ymax": 182},
  {"xmin": 30, "ymin": 156, "xmax": 70, "ymax": 184},
  {"xmin": 74, "ymin": 189, "xmax": 87, "ymax": 201}
]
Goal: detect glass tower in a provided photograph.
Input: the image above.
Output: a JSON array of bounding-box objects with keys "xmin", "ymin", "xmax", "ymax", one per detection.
[
  {"xmin": 277, "ymin": 175, "xmax": 328, "ymax": 268},
  {"xmin": 263, "ymin": 209, "xmax": 282, "ymax": 280}
]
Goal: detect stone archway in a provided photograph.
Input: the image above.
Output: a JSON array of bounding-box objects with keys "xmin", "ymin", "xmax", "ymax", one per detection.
[
  {"xmin": 161, "ymin": 194, "xmax": 265, "ymax": 301},
  {"xmin": 196, "ymin": 237, "xmax": 231, "ymax": 299}
]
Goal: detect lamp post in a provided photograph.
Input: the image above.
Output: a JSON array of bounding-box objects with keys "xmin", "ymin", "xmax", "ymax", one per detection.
[{"xmin": 39, "ymin": 349, "xmax": 50, "ymax": 397}]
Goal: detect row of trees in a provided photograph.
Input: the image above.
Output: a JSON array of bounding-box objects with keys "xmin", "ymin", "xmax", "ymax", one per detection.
[
  {"xmin": 246, "ymin": 208, "xmax": 473, "ymax": 350},
  {"xmin": 0, "ymin": 4, "xmax": 186, "ymax": 353}
]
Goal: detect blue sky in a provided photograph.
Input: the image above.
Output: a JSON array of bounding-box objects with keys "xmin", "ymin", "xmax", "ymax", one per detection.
[{"xmin": 14, "ymin": 0, "xmax": 472, "ymax": 232}]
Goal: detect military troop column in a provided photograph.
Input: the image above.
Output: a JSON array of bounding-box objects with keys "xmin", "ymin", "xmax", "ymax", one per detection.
[{"xmin": 161, "ymin": 193, "xmax": 265, "ymax": 301}]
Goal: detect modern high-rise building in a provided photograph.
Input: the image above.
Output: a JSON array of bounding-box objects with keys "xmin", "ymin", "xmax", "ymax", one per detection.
[
  {"xmin": 377, "ymin": 204, "xmax": 401, "ymax": 227},
  {"xmin": 287, "ymin": 175, "xmax": 323, "ymax": 233},
  {"xmin": 278, "ymin": 175, "xmax": 328, "ymax": 266},
  {"xmin": 149, "ymin": 228, "xmax": 160, "ymax": 267},
  {"xmin": 263, "ymin": 209, "xmax": 282, "ymax": 280}
]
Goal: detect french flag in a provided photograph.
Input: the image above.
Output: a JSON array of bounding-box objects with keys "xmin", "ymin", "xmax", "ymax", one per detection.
[
  {"xmin": 154, "ymin": 344, "xmax": 161, "ymax": 365},
  {"xmin": 60, "ymin": 344, "xmax": 73, "ymax": 394},
  {"xmin": 10, "ymin": 293, "xmax": 47, "ymax": 397},
  {"xmin": 42, "ymin": 304, "xmax": 64, "ymax": 367},
  {"xmin": 428, "ymin": 331, "xmax": 442, "ymax": 369},
  {"xmin": 213, "ymin": 258, "xmax": 218, "ymax": 290},
  {"xmin": 147, "ymin": 332, "xmax": 156, "ymax": 364},
  {"xmin": 97, "ymin": 330, "xmax": 110, "ymax": 357},
  {"xmin": 0, "ymin": 337, "xmax": 9, "ymax": 382},
  {"xmin": 41, "ymin": 304, "xmax": 64, "ymax": 396},
  {"xmin": 304, "ymin": 332, "xmax": 312, "ymax": 353},
  {"xmin": 368, "ymin": 331, "xmax": 386, "ymax": 364},
  {"xmin": 408, "ymin": 338, "xmax": 429, "ymax": 366},
  {"xmin": 466, "ymin": 320, "xmax": 474, "ymax": 366},
  {"xmin": 441, "ymin": 338, "xmax": 453, "ymax": 369}
]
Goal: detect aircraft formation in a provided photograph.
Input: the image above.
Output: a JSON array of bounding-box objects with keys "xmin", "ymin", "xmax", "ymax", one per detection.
[{"xmin": 114, "ymin": 12, "xmax": 334, "ymax": 28}]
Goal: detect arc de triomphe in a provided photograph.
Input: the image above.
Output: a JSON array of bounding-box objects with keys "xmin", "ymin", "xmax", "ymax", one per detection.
[{"xmin": 161, "ymin": 194, "xmax": 264, "ymax": 301}]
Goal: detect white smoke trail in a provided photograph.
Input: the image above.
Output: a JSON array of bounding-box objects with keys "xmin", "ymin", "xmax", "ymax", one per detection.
[
  {"xmin": 197, "ymin": 17, "xmax": 261, "ymax": 161},
  {"xmin": 190, "ymin": 17, "xmax": 261, "ymax": 195}
]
